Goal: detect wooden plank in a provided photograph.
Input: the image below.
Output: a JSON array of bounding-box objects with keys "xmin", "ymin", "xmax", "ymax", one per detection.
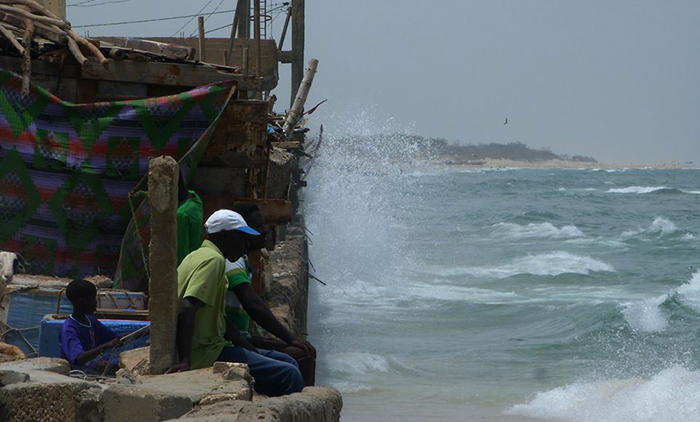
[
  {"xmin": 106, "ymin": 37, "xmax": 194, "ymax": 61},
  {"xmin": 80, "ymin": 60, "xmax": 261, "ymax": 90},
  {"xmin": 199, "ymin": 195, "xmax": 293, "ymax": 224}
]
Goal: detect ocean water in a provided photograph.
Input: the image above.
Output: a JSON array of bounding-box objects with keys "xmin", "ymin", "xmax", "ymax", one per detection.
[{"xmin": 304, "ymin": 133, "xmax": 700, "ymax": 421}]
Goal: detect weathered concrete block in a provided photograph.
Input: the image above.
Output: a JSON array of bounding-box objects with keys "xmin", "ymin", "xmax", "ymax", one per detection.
[
  {"xmin": 0, "ymin": 369, "xmax": 29, "ymax": 386},
  {"xmin": 0, "ymin": 357, "xmax": 71, "ymax": 376},
  {"xmin": 0, "ymin": 380, "xmax": 95, "ymax": 422},
  {"xmin": 171, "ymin": 387, "xmax": 342, "ymax": 422},
  {"xmin": 75, "ymin": 387, "xmax": 104, "ymax": 422},
  {"xmin": 101, "ymin": 385, "xmax": 193, "ymax": 422}
]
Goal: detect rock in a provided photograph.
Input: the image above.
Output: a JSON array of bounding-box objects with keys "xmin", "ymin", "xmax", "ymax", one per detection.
[
  {"xmin": 116, "ymin": 367, "xmax": 140, "ymax": 385},
  {"xmin": 0, "ymin": 342, "xmax": 25, "ymax": 362},
  {"xmin": 221, "ymin": 368, "xmax": 254, "ymax": 385},
  {"xmin": 119, "ymin": 346, "xmax": 150, "ymax": 375},
  {"xmin": 0, "ymin": 370, "xmax": 29, "ymax": 386},
  {"xmin": 211, "ymin": 362, "xmax": 248, "ymax": 374}
]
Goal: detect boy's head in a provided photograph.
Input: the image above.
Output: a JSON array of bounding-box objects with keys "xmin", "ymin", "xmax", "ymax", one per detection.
[
  {"xmin": 66, "ymin": 279, "xmax": 98, "ymax": 315},
  {"xmin": 231, "ymin": 204, "xmax": 267, "ymax": 252}
]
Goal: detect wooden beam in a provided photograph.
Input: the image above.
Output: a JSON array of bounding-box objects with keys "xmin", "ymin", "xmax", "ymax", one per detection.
[
  {"xmin": 277, "ymin": 49, "xmax": 293, "ymax": 64},
  {"xmin": 284, "ymin": 58, "xmax": 317, "ymax": 136},
  {"xmin": 198, "ymin": 16, "xmax": 206, "ymax": 62},
  {"xmin": 253, "ymin": 0, "xmax": 261, "ymax": 100},
  {"xmin": 80, "ymin": 60, "xmax": 261, "ymax": 90},
  {"xmin": 0, "ymin": 11, "xmax": 62, "ymax": 44},
  {"xmin": 290, "ymin": 0, "xmax": 304, "ymax": 107},
  {"xmin": 106, "ymin": 37, "xmax": 194, "ymax": 61},
  {"xmin": 277, "ymin": 6, "xmax": 291, "ymax": 50},
  {"xmin": 0, "ymin": 54, "xmax": 79, "ymax": 77}
]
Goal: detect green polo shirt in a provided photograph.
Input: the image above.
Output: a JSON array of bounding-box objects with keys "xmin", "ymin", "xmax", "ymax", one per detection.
[
  {"xmin": 176, "ymin": 191, "xmax": 203, "ymax": 265},
  {"xmin": 177, "ymin": 240, "xmax": 232, "ymax": 369}
]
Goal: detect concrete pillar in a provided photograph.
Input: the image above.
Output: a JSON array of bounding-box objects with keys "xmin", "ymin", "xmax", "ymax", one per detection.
[{"xmin": 147, "ymin": 156, "xmax": 179, "ymax": 374}]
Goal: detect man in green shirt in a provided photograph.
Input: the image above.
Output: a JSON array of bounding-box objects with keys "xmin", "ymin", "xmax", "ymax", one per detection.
[
  {"xmin": 176, "ymin": 176, "xmax": 203, "ymax": 265},
  {"xmin": 171, "ymin": 209, "xmax": 304, "ymax": 397},
  {"xmin": 225, "ymin": 203, "xmax": 316, "ymax": 386}
]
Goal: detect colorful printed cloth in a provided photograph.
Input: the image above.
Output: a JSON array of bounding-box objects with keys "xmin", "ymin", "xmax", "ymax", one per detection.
[{"xmin": 0, "ymin": 69, "xmax": 234, "ymax": 282}]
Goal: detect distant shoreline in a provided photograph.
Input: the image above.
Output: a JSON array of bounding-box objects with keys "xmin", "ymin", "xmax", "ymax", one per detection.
[{"xmin": 448, "ymin": 159, "xmax": 699, "ymax": 170}]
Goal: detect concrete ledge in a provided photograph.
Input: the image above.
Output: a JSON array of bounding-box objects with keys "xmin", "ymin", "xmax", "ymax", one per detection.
[{"xmin": 172, "ymin": 387, "xmax": 342, "ymax": 422}]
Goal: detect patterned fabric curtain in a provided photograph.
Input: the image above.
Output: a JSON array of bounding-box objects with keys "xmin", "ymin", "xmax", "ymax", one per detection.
[{"xmin": 0, "ymin": 69, "xmax": 234, "ymax": 283}]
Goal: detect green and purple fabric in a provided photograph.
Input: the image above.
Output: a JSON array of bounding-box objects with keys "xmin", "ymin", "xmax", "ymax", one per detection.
[{"xmin": 0, "ymin": 69, "xmax": 234, "ymax": 286}]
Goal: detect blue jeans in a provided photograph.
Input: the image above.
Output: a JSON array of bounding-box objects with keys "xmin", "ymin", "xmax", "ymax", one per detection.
[{"xmin": 217, "ymin": 346, "xmax": 304, "ymax": 397}]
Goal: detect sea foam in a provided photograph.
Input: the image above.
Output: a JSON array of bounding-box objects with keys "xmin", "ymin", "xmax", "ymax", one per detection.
[
  {"xmin": 621, "ymin": 294, "xmax": 669, "ymax": 332},
  {"xmin": 675, "ymin": 271, "xmax": 700, "ymax": 313},
  {"xmin": 437, "ymin": 252, "xmax": 614, "ymax": 279},
  {"xmin": 491, "ymin": 222, "xmax": 585, "ymax": 240},
  {"xmin": 508, "ymin": 366, "xmax": 700, "ymax": 422},
  {"xmin": 608, "ymin": 186, "xmax": 670, "ymax": 194}
]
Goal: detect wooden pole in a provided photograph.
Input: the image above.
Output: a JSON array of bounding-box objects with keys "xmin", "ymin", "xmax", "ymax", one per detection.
[
  {"xmin": 21, "ymin": 17, "xmax": 33, "ymax": 98},
  {"xmin": 290, "ymin": 0, "xmax": 304, "ymax": 107},
  {"xmin": 277, "ymin": 5, "xmax": 291, "ymax": 50},
  {"xmin": 242, "ymin": 46, "xmax": 249, "ymax": 74},
  {"xmin": 238, "ymin": 0, "xmax": 250, "ymax": 38},
  {"xmin": 198, "ymin": 16, "xmax": 206, "ymax": 62},
  {"xmin": 253, "ymin": 0, "xmax": 262, "ymax": 100},
  {"xmin": 283, "ymin": 58, "xmax": 318, "ymax": 136},
  {"xmin": 147, "ymin": 156, "xmax": 179, "ymax": 375},
  {"xmin": 226, "ymin": 0, "xmax": 246, "ymax": 66}
]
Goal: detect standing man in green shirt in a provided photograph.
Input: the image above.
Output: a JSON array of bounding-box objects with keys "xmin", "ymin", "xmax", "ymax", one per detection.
[
  {"xmin": 171, "ymin": 209, "xmax": 304, "ymax": 397},
  {"xmin": 176, "ymin": 173, "xmax": 203, "ymax": 265}
]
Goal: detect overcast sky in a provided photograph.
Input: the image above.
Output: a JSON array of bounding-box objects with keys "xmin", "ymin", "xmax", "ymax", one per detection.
[{"xmin": 70, "ymin": 1, "xmax": 699, "ymax": 164}]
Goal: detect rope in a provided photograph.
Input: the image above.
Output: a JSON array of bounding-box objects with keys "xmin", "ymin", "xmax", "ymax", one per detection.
[
  {"xmin": 171, "ymin": 0, "xmax": 215, "ymax": 37},
  {"xmin": 73, "ymin": 9, "xmax": 236, "ymax": 28},
  {"xmin": 128, "ymin": 191, "xmax": 151, "ymax": 281},
  {"xmin": 0, "ymin": 320, "xmax": 38, "ymax": 357},
  {"xmin": 187, "ymin": 0, "xmax": 227, "ymax": 38}
]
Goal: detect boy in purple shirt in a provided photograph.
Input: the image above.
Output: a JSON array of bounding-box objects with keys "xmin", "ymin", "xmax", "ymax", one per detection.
[{"xmin": 59, "ymin": 279, "xmax": 121, "ymax": 373}]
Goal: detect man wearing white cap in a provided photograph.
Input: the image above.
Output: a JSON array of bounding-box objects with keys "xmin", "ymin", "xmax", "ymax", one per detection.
[{"xmin": 170, "ymin": 209, "xmax": 304, "ymax": 397}]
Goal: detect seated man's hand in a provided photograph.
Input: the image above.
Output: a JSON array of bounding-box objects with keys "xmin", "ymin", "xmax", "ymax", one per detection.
[{"xmin": 289, "ymin": 337, "xmax": 316, "ymax": 359}]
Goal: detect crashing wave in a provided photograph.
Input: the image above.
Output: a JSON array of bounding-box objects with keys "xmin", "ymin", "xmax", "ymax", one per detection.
[
  {"xmin": 508, "ymin": 366, "xmax": 700, "ymax": 422},
  {"xmin": 621, "ymin": 217, "xmax": 679, "ymax": 238},
  {"xmin": 436, "ymin": 252, "xmax": 614, "ymax": 279}
]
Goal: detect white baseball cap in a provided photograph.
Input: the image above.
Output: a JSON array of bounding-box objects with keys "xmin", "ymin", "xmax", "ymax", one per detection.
[{"xmin": 204, "ymin": 209, "xmax": 261, "ymax": 235}]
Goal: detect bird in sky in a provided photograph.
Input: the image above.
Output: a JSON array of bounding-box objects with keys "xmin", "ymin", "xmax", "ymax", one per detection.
[{"xmin": 504, "ymin": 118, "xmax": 508, "ymax": 125}]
